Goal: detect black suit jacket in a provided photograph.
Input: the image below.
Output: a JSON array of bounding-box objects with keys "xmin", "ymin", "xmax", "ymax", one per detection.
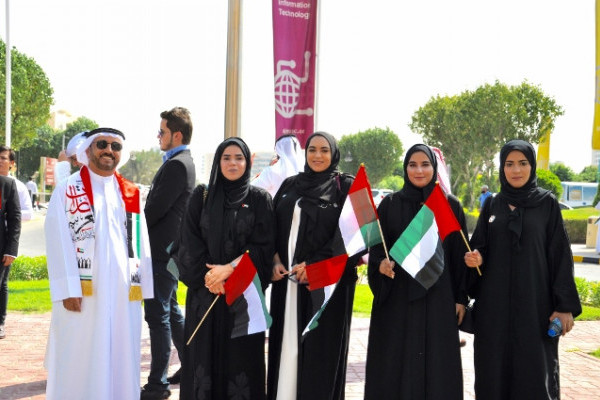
[
  {"xmin": 0, "ymin": 176, "xmax": 21, "ymax": 257},
  {"xmin": 144, "ymin": 149, "xmax": 196, "ymax": 277}
]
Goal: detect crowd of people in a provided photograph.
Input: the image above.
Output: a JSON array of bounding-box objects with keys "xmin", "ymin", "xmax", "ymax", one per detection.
[{"xmin": 0, "ymin": 107, "xmax": 575, "ymax": 400}]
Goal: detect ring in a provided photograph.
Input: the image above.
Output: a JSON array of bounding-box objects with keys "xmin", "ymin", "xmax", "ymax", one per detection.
[{"xmin": 207, "ymin": 271, "xmax": 212, "ymax": 276}]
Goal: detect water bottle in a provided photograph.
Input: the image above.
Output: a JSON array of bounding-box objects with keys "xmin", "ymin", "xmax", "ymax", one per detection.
[{"xmin": 547, "ymin": 317, "xmax": 562, "ymax": 337}]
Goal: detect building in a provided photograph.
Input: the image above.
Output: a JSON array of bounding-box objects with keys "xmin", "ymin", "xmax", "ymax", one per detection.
[{"xmin": 48, "ymin": 109, "xmax": 77, "ymax": 130}]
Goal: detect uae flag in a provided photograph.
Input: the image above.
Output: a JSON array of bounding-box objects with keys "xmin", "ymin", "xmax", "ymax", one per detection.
[
  {"xmin": 224, "ymin": 253, "xmax": 272, "ymax": 338},
  {"xmin": 389, "ymin": 184, "xmax": 462, "ymax": 289},
  {"xmin": 338, "ymin": 165, "xmax": 382, "ymax": 256},
  {"xmin": 302, "ymin": 253, "xmax": 349, "ymax": 336}
]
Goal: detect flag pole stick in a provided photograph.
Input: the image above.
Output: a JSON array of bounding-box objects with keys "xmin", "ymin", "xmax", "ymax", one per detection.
[
  {"xmin": 459, "ymin": 230, "xmax": 481, "ymax": 276},
  {"xmin": 186, "ymin": 294, "xmax": 220, "ymax": 346},
  {"xmin": 376, "ymin": 218, "xmax": 390, "ymax": 260}
]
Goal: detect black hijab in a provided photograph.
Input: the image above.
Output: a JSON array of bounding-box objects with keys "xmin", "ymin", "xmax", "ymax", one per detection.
[
  {"xmin": 201, "ymin": 137, "xmax": 252, "ymax": 261},
  {"xmin": 497, "ymin": 140, "xmax": 551, "ymax": 208},
  {"xmin": 398, "ymin": 144, "xmax": 438, "ymax": 203},
  {"xmin": 295, "ymin": 131, "xmax": 341, "ymax": 205},
  {"xmin": 497, "ymin": 139, "xmax": 551, "ymax": 251}
]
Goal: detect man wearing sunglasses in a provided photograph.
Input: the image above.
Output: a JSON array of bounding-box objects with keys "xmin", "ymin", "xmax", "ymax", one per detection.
[
  {"xmin": 44, "ymin": 128, "xmax": 154, "ymax": 400},
  {"xmin": 141, "ymin": 107, "xmax": 195, "ymax": 400}
]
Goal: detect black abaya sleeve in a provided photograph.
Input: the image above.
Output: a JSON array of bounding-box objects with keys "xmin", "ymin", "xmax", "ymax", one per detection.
[
  {"xmin": 178, "ymin": 185, "xmax": 211, "ymax": 289},
  {"xmin": 444, "ymin": 195, "xmax": 469, "ymax": 305},
  {"xmin": 545, "ymin": 198, "xmax": 582, "ymax": 317},
  {"xmin": 367, "ymin": 194, "xmax": 393, "ymax": 305},
  {"xmin": 467, "ymin": 195, "xmax": 493, "ymax": 297}
]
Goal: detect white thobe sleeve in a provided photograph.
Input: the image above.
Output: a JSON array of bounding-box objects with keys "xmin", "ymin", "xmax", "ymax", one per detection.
[
  {"xmin": 44, "ymin": 180, "xmax": 82, "ymax": 302},
  {"xmin": 15, "ymin": 179, "xmax": 33, "ymax": 221},
  {"xmin": 139, "ymin": 208, "xmax": 154, "ymax": 299},
  {"xmin": 53, "ymin": 161, "xmax": 72, "ymax": 184},
  {"xmin": 251, "ymin": 166, "xmax": 282, "ymax": 198}
]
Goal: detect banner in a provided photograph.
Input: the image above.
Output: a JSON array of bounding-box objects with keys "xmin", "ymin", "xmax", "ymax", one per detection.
[
  {"xmin": 272, "ymin": 0, "xmax": 318, "ymax": 148},
  {"xmin": 593, "ymin": 0, "xmax": 600, "ymax": 149},
  {"xmin": 43, "ymin": 157, "xmax": 57, "ymax": 186}
]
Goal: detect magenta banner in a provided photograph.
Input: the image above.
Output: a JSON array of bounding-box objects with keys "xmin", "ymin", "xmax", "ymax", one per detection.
[{"xmin": 272, "ymin": 0, "xmax": 317, "ymax": 148}]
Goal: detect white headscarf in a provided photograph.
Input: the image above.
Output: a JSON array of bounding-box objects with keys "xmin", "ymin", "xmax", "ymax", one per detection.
[
  {"xmin": 76, "ymin": 128, "xmax": 131, "ymax": 170},
  {"xmin": 65, "ymin": 131, "xmax": 87, "ymax": 157},
  {"xmin": 275, "ymin": 135, "xmax": 303, "ymax": 177},
  {"xmin": 252, "ymin": 135, "xmax": 304, "ymax": 197}
]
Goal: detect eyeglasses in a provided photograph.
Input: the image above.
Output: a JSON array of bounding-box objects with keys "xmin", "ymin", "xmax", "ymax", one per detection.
[
  {"xmin": 158, "ymin": 130, "xmax": 168, "ymax": 137},
  {"xmin": 94, "ymin": 140, "xmax": 123, "ymax": 152}
]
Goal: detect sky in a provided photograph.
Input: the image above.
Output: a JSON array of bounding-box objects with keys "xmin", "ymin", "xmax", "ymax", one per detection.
[{"xmin": 1, "ymin": 0, "xmax": 596, "ymax": 173}]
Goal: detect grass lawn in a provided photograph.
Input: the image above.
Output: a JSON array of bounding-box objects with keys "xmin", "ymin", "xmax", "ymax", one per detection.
[{"xmin": 8, "ymin": 281, "xmax": 600, "ymax": 322}]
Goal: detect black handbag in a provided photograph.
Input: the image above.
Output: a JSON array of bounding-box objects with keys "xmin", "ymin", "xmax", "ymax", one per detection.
[{"xmin": 459, "ymin": 300, "xmax": 475, "ymax": 334}]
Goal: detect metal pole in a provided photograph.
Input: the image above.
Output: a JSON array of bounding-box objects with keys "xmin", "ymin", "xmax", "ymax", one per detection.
[
  {"xmin": 314, "ymin": 0, "xmax": 321, "ymax": 131},
  {"xmin": 5, "ymin": 0, "xmax": 11, "ymax": 147},
  {"xmin": 224, "ymin": 0, "xmax": 242, "ymax": 139}
]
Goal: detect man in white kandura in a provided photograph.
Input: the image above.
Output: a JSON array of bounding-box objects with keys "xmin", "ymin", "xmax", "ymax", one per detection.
[{"xmin": 44, "ymin": 127, "xmax": 154, "ymax": 400}]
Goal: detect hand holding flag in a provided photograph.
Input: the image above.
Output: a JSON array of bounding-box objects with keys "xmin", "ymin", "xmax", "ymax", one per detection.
[
  {"xmin": 186, "ymin": 252, "xmax": 272, "ymax": 345},
  {"xmin": 301, "ymin": 253, "xmax": 349, "ymax": 336}
]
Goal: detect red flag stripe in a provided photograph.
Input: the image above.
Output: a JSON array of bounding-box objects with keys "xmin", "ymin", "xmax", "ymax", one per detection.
[
  {"xmin": 305, "ymin": 254, "xmax": 349, "ymax": 291},
  {"xmin": 224, "ymin": 253, "xmax": 256, "ymax": 305},
  {"xmin": 424, "ymin": 184, "xmax": 462, "ymax": 241}
]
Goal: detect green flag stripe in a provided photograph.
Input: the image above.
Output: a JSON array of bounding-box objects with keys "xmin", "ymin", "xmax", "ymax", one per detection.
[
  {"xmin": 253, "ymin": 274, "xmax": 272, "ymax": 328},
  {"xmin": 389, "ymin": 206, "xmax": 435, "ymax": 264},
  {"xmin": 360, "ymin": 220, "xmax": 382, "ymax": 247}
]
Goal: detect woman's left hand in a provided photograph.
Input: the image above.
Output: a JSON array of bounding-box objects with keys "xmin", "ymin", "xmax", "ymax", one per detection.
[
  {"xmin": 205, "ymin": 263, "xmax": 235, "ymax": 294},
  {"xmin": 455, "ymin": 303, "xmax": 466, "ymax": 325},
  {"xmin": 549, "ymin": 311, "xmax": 574, "ymax": 336}
]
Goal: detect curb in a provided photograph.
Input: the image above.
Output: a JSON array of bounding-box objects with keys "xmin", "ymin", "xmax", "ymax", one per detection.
[{"xmin": 573, "ymin": 255, "xmax": 600, "ymax": 264}]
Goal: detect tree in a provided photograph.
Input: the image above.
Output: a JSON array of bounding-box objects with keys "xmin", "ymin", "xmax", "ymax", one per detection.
[
  {"xmin": 0, "ymin": 39, "xmax": 54, "ymax": 148},
  {"xmin": 575, "ymin": 165, "xmax": 598, "ymax": 183},
  {"xmin": 17, "ymin": 117, "xmax": 99, "ymax": 180},
  {"xmin": 549, "ymin": 162, "xmax": 575, "ymax": 182},
  {"xmin": 410, "ymin": 81, "xmax": 563, "ymax": 210},
  {"xmin": 537, "ymin": 169, "xmax": 562, "ymax": 198},
  {"xmin": 119, "ymin": 148, "xmax": 162, "ymax": 185},
  {"xmin": 379, "ymin": 175, "xmax": 404, "ymax": 191},
  {"xmin": 338, "ymin": 127, "xmax": 403, "ymax": 186}
]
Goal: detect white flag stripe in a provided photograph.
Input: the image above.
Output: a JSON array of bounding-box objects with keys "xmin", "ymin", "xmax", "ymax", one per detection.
[
  {"xmin": 398, "ymin": 223, "xmax": 439, "ymax": 277},
  {"xmin": 243, "ymin": 282, "xmax": 269, "ymax": 335},
  {"xmin": 302, "ymin": 283, "xmax": 337, "ymax": 336},
  {"xmin": 339, "ymin": 200, "xmax": 364, "ymax": 255}
]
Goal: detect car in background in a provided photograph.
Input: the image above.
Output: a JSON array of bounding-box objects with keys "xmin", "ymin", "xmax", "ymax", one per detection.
[
  {"xmin": 559, "ymin": 201, "xmax": 573, "ymax": 210},
  {"xmin": 371, "ymin": 188, "xmax": 393, "ymax": 208}
]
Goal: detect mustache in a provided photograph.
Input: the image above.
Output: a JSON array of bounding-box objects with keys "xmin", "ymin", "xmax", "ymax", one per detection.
[{"xmin": 99, "ymin": 153, "xmax": 116, "ymax": 160}]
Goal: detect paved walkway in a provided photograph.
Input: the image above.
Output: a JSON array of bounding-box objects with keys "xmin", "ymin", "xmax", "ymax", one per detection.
[{"xmin": 1, "ymin": 313, "xmax": 599, "ymax": 399}]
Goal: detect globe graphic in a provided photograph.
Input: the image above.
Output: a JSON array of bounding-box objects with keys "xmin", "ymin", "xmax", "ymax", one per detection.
[{"xmin": 274, "ymin": 71, "xmax": 301, "ymax": 118}]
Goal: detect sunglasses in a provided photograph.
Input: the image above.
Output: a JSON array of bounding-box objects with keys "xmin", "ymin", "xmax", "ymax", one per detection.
[{"xmin": 94, "ymin": 140, "xmax": 123, "ymax": 152}]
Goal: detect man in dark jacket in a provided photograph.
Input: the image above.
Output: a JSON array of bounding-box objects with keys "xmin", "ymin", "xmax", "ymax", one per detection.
[
  {"xmin": 141, "ymin": 107, "xmax": 196, "ymax": 400},
  {"xmin": 0, "ymin": 175, "xmax": 22, "ymax": 339}
]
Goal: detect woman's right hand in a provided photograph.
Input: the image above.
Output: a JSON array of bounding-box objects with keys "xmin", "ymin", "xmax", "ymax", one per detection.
[
  {"xmin": 379, "ymin": 258, "xmax": 395, "ymax": 279},
  {"xmin": 464, "ymin": 249, "xmax": 483, "ymax": 269},
  {"xmin": 272, "ymin": 262, "xmax": 288, "ymax": 281}
]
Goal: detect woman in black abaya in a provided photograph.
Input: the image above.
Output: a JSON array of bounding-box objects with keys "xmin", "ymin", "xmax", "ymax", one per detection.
[
  {"xmin": 267, "ymin": 132, "xmax": 359, "ymax": 400},
  {"xmin": 364, "ymin": 144, "xmax": 467, "ymax": 400},
  {"xmin": 464, "ymin": 140, "xmax": 581, "ymax": 400},
  {"xmin": 177, "ymin": 137, "xmax": 275, "ymax": 399}
]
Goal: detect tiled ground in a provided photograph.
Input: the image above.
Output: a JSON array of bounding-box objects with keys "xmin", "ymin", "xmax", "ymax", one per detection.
[{"xmin": 1, "ymin": 313, "xmax": 599, "ymax": 399}]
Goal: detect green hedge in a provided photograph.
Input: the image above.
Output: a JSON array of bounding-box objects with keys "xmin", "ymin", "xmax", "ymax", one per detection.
[
  {"xmin": 564, "ymin": 219, "xmax": 586, "ymax": 244},
  {"xmin": 9, "ymin": 256, "xmax": 48, "ymax": 280},
  {"xmin": 465, "ymin": 209, "xmax": 590, "ymax": 244},
  {"xmin": 575, "ymin": 277, "xmax": 600, "ymax": 307}
]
